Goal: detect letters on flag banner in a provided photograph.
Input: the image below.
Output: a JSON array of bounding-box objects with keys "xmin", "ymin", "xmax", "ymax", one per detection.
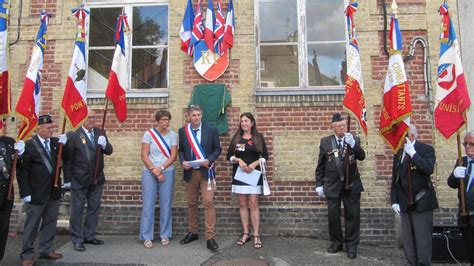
[
  {"xmin": 379, "ymin": 15, "xmax": 412, "ymax": 152},
  {"xmin": 342, "ymin": 1, "xmax": 368, "ymax": 135},
  {"xmin": 61, "ymin": 6, "xmax": 89, "ymax": 129},
  {"xmin": 15, "ymin": 11, "xmax": 50, "ymax": 140},
  {"xmin": 434, "ymin": 3, "xmax": 471, "ymax": 139},
  {"xmin": 180, "ymin": 0, "xmax": 234, "ymax": 81},
  {"xmin": 105, "ymin": 11, "xmax": 129, "ymax": 123},
  {"xmin": 0, "ymin": 0, "xmax": 10, "ymax": 118},
  {"xmin": 180, "ymin": 0, "xmax": 195, "ymax": 56}
]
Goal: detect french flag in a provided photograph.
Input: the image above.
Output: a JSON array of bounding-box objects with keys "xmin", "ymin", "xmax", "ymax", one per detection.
[
  {"xmin": 180, "ymin": 0, "xmax": 194, "ymax": 56},
  {"xmin": 204, "ymin": 0, "xmax": 215, "ymax": 51},
  {"xmin": 222, "ymin": 0, "xmax": 234, "ymax": 52},
  {"xmin": 214, "ymin": 0, "xmax": 225, "ymax": 55},
  {"xmin": 15, "ymin": 11, "xmax": 50, "ymax": 140},
  {"xmin": 61, "ymin": 6, "xmax": 89, "ymax": 129},
  {"xmin": 105, "ymin": 11, "xmax": 129, "ymax": 123},
  {"xmin": 0, "ymin": 0, "xmax": 10, "ymax": 118}
]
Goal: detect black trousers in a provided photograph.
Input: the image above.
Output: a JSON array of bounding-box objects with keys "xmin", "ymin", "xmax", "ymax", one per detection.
[
  {"xmin": 0, "ymin": 199, "xmax": 13, "ymax": 261},
  {"xmin": 326, "ymin": 192, "xmax": 361, "ymax": 250},
  {"xmin": 461, "ymin": 215, "xmax": 474, "ymax": 265}
]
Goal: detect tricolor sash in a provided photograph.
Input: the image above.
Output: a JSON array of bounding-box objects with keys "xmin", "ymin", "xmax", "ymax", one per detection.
[
  {"xmin": 184, "ymin": 123, "xmax": 206, "ymax": 160},
  {"xmin": 148, "ymin": 128, "xmax": 171, "ymax": 159}
]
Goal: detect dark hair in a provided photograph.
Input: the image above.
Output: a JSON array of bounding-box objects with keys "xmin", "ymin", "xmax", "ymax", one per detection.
[
  {"xmin": 229, "ymin": 112, "xmax": 264, "ymax": 154},
  {"xmin": 155, "ymin": 110, "xmax": 171, "ymax": 121}
]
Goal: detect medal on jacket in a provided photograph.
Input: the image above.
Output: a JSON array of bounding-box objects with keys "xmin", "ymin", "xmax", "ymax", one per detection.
[
  {"xmin": 333, "ymin": 149, "xmax": 339, "ymax": 158},
  {"xmin": 80, "ymin": 134, "xmax": 87, "ymax": 145}
]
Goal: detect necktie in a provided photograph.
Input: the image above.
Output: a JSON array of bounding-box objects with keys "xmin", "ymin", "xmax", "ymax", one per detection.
[
  {"xmin": 88, "ymin": 130, "xmax": 95, "ymax": 148},
  {"xmin": 337, "ymin": 139, "xmax": 343, "ymax": 155},
  {"xmin": 44, "ymin": 139, "xmax": 51, "ymax": 159},
  {"xmin": 191, "ymin": 128, "xmax": 199, "ymax": 160},
  {"xmin": 467, "ymin": 161, "xmax": 473, "ymax": 192}
]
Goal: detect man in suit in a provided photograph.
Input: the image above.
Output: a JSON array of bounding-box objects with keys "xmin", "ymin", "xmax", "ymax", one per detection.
[
  {"xmin": 0, "ymin": 119, "xmax": 23, "ymax": 262},
  {"xmin": 178, "ymin": 105, "xmax": 221, "ymax": 251},
  {"xmin": 315, "ymin": 113, "xmax": 365, "ymax": 259},
  {"xmin": 447, "ymin": 131, "xmax": 474, "ymax": 265},
  {"xmin": 63, "ymin": 108, "xmax": 113, "ymax": 252},
  {"xmin": 390, "ymin": 124, "xmax": 438, "ymax": 265},
  {"xmin": 17, "ymin": 115, "xmax": 67, "ymax": 266}
]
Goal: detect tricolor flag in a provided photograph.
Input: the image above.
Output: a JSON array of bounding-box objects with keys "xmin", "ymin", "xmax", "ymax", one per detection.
[
  {"xmin": 61, "ymin": 6, "xmax": 89, "ymax": 129},
  {"xmin": 221, "ymin": 0, "xmax": 234, "ymax": 53},
  {"xmin": 15, "ymin": 11, "xmax": 50, "ymax": 140},
  {"xmin": 105, "ymin": 11, "xmax": 129, "ymax": 123},
  {"xmin": 214, "ymin": 0, "xmax": 225, "ymax": 55},
  {"xmin": 342, "ymin": 1, "xmax": 368, "ymax": 135},
  {"xmin": 379, "ymin": 15, "xmax": 412, "ymax": 152},
  {"xmin": 180, "ymin": 0, "xmax": 194, "ymax": 56},
  {"xmin": 434, "ymin": 3, "xmax": 470, "ymax": 139},
  {"xmin": 191, "ymin": 0, "xmax": 204, "ymax": 48},
  {"xmin": 0, "ymin": 0, "xmax": 10, "ymax": 119},
  {"xmin": 204, "ymin": 0, "xmax": 215, "ymax": 52}
]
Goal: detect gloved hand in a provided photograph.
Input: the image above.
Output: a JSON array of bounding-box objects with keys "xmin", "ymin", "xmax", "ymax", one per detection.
[
  {"xmin": 453, "ymin": 166, "xmax": 467, "ymax": 179},
  {"xmin": 14, "ymin": 140, "xmax": 25, "ymax": 155},
  {"xmin": 315, "ymin": 186, "xmax": 325, "ymax": 198},
  {"xmin": 97, "ymin": 136, "xmax": 107, "ymax": 149},
  {"xmin": 58, "ymin": 134, "xmax": 67, "ymax": 145},
  {"xmin": 344, "ymin": 133, "xmax": 356, "ymax": 148},
  {"xmin": 22, "ymin": 195, "xmax": 31, "ymax": 203},
  {"xmin": 404, "ymin": 137, "xmax": 416, "ymax": 158},
  {"xmin": 391, "ymin": 203, "xmax": 400, "ymax": 215}
]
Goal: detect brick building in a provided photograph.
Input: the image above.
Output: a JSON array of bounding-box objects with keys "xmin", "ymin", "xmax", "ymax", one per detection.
[{"xmin": 5, "ymin": 0, "xmax": 473, "ymax": 246}]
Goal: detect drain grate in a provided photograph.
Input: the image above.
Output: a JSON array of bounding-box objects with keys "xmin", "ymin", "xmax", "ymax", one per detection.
[{"xmin": 211, "ymin": 258, "xmax": 268, "ymax": 266}]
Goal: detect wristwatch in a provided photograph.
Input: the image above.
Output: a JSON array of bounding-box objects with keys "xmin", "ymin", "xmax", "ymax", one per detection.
[{"xmin": 160, "ymin": 166, "xmax": 165, "ymax": 171}]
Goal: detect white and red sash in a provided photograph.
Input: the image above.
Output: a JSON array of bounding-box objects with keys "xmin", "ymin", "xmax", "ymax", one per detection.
[
  {"xmin": 184, "ymin": 123, "xmax": 206, "ymax": 160},
  {"xmin": 148, "ymin": 128, "xmax": 171, "ymax": 159}
]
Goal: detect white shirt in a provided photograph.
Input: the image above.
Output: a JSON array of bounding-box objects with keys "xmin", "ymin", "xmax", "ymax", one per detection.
[{"xmin": 191, "ymin": 123, "xmax": 202, "ymax": 143}]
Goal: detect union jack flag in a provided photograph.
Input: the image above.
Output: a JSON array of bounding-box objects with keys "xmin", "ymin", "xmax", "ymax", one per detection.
[
  {"xmin": 214, "ymin": 0, "xmax": 225, "ymax": 55},
  {"xmin": 191, "ymin": 0, "xmax": 204, "ymax": 48}
]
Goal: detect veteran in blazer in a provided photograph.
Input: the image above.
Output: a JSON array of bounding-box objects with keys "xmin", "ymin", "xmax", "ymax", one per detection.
[
  {"xmin": 17, "ymin": 115, "xmax": 66, "ymax": 266},
  {"xmin": 178, "ymin": 105, "xmax": 221, "ymax": 251},
  {"xmin": 315, "ymin": 113, "xmax": 365, "ymax": 259},
  {"xmin": 390, "ymin": 124, "xmax": 437, "ymax": 266},
  {"xmin": 63, "ymin": 108, "xmax": 113, "ymax": 252}
]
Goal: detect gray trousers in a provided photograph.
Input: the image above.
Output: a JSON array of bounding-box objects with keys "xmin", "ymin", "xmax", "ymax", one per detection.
[
  {"xmin": 70, "ymin": 185, "xmax": 103, "ymax": 244},
  {"xmin": 400, "ymin": 210, "xmax": 433, "ymax": 266},
  {"xmin": 20, "ymin": 200, "xmax": 60, "ymax": 260}
]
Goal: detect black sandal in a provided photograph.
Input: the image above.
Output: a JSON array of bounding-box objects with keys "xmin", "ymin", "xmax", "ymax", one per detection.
[
  {"xmin": 236, "ymin": 233, "xmax": 250, "ymax": 246},
  {"xmin": 254, "ymin": 235, "xmax": 263, "ymax": 249}
]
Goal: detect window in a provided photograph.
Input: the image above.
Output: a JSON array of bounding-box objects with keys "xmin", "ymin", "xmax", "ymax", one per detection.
[
  {"xmin": 86, "ymin": 1, "xmax": 169, "ymax": 97},
  {"xmin": 256, "ymin": 0, "xmax": 347, "ymax": 92}
]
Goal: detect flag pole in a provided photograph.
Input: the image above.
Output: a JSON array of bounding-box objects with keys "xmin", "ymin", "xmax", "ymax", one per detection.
[
  {"xmin": 52, "ymin": 117, "xmax": 67, "ymax": 190},
  {"xmin": 92, "ymin": 100, "xmax": 108, "ymax": 187},
  {"xmin": 6, "ymin": 151, "xmax": 18, "ymax": 200},
  {"xmin": 344, "ymin": 115, "xmax": 351, "ymax": 191},
  {"xmin": 456, "ymin": 130, "xmax": 469, "ymax": 225}
]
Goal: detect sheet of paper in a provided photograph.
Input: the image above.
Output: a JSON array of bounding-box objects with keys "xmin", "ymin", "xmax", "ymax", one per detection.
[
  {"xmin": 234, "ymin": 167, "xmax": 261, "ymax": 186},
  {"xmin": 189, "ymin": 159, "xmax": 205, "ymax": 169}
]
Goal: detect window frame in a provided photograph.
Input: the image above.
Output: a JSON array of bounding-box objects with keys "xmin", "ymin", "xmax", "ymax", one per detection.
[
  {"xmin": 255, "ymin": 0, "xmax": 349, "ymax": 96},
  {"xmin": 85, "ymin": 0, "xmax": 170, "ymax": 98}
]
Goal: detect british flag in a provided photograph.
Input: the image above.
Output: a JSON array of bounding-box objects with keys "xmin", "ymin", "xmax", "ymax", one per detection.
[
  {"xmin": 191, "ymin": 0, "xmax": 204, "ymax": 48},
  {"xmin": 214, "ymin": 0, "xmax": 225, "ymax": 55}
]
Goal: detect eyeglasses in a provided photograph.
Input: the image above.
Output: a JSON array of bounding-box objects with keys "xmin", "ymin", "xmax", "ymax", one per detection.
[
  {"xmin": 88, "ymin": 116, "xmax": 95, "ymax": 119},
  {"xmin": 462, "ymin": 142, "xmax": 474, "ymax": 147}
]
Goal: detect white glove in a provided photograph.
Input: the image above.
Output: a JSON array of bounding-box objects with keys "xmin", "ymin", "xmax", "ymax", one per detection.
[
  {"xmin": 97, "ymin": 136, "xmax": 107, "ymax": 149},
  {"xmin": 62, "ymin": 182, "xmax": 71, "ymax": 189},
  {"xmin": 22, "ymin": 195, "xmax": 31, "ymax": 203},
  {"xmin": 453, "ymin": 166, "xmax": 467, "ymax": 179},
  {"xmin": 315, "ymin": 186, "xmax": 325, "ymax": 198},
  {"xmin": 404, "ymin": 137, "xmax": 416, "ymax": 158},
  {"xmin": 391, "ymin": 203, "xmax": 400, "ymax": 215},
  {"xmin": 58, "ymin": 134, "xmax": 67, "ymax": 145},
  {"xmin": 344, "ymin": 133, "xmax": 356, "ymax": 148},
  {"xmin": 14, "ymin": 140, "xmax": 25, "ymax": 155}
]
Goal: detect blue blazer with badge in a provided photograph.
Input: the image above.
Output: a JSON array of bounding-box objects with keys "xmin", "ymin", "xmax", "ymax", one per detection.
[{"xmin": 178, "ymin": 123, "xmax": 221, "ymax": 182}]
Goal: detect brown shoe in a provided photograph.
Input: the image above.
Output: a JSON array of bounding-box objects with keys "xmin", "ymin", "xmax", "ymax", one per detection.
[
  {"xmin": 39, "ymin": 252, "xmax": 63, "ymax": 260},
  {"xmin": 22, "ymin": 259, "xmax": 33, "ymax": 266}
]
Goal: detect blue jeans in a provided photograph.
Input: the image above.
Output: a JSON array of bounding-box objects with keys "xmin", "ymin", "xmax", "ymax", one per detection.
[{"xmin": 140, "ymin": 169, "xmax": 175, "ymax": 241}]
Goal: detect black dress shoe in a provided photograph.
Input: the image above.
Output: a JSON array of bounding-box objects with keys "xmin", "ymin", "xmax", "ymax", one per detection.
[
  {"xmin": 74, "ymin": 243, "xmax": 85, "ymax": 252},
  {"xmin": 180, "ymin": 232, "xmax": 199, "ymax": 244},
  {"xmin": 84, "ymin": 238, "xmax": 104, "ymax": 245},
  {"xmin": 327, "ymin": 244, "xmax": 343, "ymax": 253},
  {"xmin": 347, "ymin": 250, "xmax": 357, "ymax": 259},
  {"xmin": 207, "ymin": 238, "xmax": 219, "ymax": 251},
  {"xmin": 39, "ymin": 252, "xmax": 63, "ymax": 260}
]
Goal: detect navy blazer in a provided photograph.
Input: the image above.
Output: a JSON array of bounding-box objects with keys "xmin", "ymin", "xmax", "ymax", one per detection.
[{"xmin": 178, "ymin": 123, "xmax": 221, "ymax": 181}]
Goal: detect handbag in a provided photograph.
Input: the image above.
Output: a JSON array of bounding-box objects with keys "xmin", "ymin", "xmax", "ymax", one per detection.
[{"xmin": 259, "ymin": 158, "xmax": 271, "ymax": 196}]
